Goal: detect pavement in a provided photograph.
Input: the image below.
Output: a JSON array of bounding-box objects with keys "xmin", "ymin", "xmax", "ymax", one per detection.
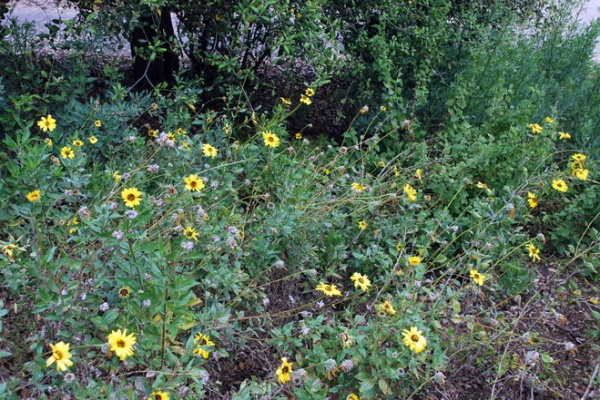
[{"xmin": 4, "ymin": 0, "xmax": 600, "ymax": 60}]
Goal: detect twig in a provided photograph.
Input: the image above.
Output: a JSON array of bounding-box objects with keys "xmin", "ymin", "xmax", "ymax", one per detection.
[{"xmin": 581, "ymin": 361, "xmax": 600, "ymax": 400}]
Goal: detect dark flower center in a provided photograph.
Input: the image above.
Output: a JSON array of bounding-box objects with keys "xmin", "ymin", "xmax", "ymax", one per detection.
[
  {"xmin": 411, "ymin": 335, "xmax": 419, "ymax": 342},
  {"xmin": 282, "ymin": 366, "xmax": 289, "ymax": 373},
  {"xmin": 127, "ymin": 194, "xmax": 136, "ymax": 201},
  {"xmin": 117, "ymin": 340, "xmax": 126, "ymax": 348},
  {"xmin": 55, "ymin": 350, "xmax": 64, "ymax": 360}
]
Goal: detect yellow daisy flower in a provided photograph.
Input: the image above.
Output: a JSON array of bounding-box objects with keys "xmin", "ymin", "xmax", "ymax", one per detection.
[
  {"xmin": 403, "ymin": 183, "xmax": 417, "ymax": 202},
  {"xmin": 528, "ymin": 123, "xmax": 542, "ymax": 134},
  {"xmin": 72, "ymin": 139, "xmax": 84, "ymax": 147},
  {"xmin": 357, "ymin": 220, "xmax": 367, "ymax": 230},
  {"xmin": 118, "ymin": 286, "xmax": 131, "ymax": 299},
  {"xmin": 470, "ymin": 269, "xmax": 485, "ymax": 286},
  {"xmin": 202, "ymin": 143, "xmax": 218, "ymax": 157},
  {"xmin": 526, "ymin": 243, "xmax": 541, "ymax": 262},
  {"xmin": 527, "ymin": 192, "xmax": 538, "ymax": 209},
  {"xmin": 351, "ymin": 182, "xmax": 366, "ymax": 193},
  {"xmin": 379, "ymin": 300, "xmax": 396, "ymax": 315},
  {"xmin": 299, "ymin": 94, "xmax": 312, "ymax": 105},
  {"xmin": 408, "ymin": 256, "xmax": 421, "ymax": 266},
  {"xmin": 184, "ymin": 174, "xmax": 205, "ymax": 192},
  {"xmin": 262, "ymin": 131, "xmax": 280, "ymax": 148},
  {"xmin": 46, "ymin": 341, "xmax": 73, "ymax": 371},
  {"xmin": 305, "ymin": 88, "xmax": 315, "ymax": 97},
  {"xmin": 89, "ymin": 136, "xmax": 98, "ymax": 144},
  {"xmin": 108, "ymin": 329, "xmax": 137, "ymax": 361},
  {"xmin": 26, "ymin": 190, "xmax": 41, "ymax": 202},
  {"xmin": 37, "ymin": 115, "xmax": 57, "ymax": 132},
  {"xmin": 558, "ymin": 132, "xmax": 571, "ymax": 140},
  {"xmin": 148, "ymin": 391, "xmax": 169, "ymax": 400},
  {"xmin": 402, "ymin": 327, "xmax": 427, "ymax": 353},
  {"xmin": 183, "ymin": 226, "xmax": 199, "ymax": 241},
  {"xmin": 551, "ymin": 179, "xmax": 568, "ymax": 192},
  {"xmin": 193, "ymin": 332, "xmax": 215, "ymax": 359},
  {"xmin": 94, "ymin": 120, "xmax": 102, "ymax": 127},
  {"xmin": 276, "ymin": 357, "xmax": 293, "ymax": 383},
  {"xmin": 315, "ymin": 282, "xmax": 342, "ymax": 297},
  {"xmin": 121, "ymin": 187, "xmax": 143, "ymax": 208},
  {"xmin": 350, "ymin": 272, "xmax": 371, "ymax": 292},
  {"xmin": 61, "ymin": 146, "xmax": 75, "ymax": 159}
]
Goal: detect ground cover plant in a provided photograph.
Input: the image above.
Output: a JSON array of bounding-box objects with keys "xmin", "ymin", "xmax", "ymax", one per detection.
[{"xmin": 0, "ymin": 0, "xmax": 600, "ymax": 399}]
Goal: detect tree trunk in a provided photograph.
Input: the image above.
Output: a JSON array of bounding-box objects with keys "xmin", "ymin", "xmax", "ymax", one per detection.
[{"xmin": 130, "ymin": 6, "xmax": 179, "ymax": 90}]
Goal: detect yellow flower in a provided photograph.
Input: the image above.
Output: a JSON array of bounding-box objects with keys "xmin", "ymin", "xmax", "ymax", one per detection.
[
  {"xmin": 347, "ymin": 395, "xmax": 359, "ymax": 400},
  {"xmin": 402, "ymin": 327, "xmax": 427, "ymax": 353},
  {"xmin": 380, "ymin": 105, "xmax": 387, "ymax": 111},
  {"xmin": 476, "ymin": 181, "xmax": 492, "ymax": 194},
  {"xmin": 394, "ymin": 165, "xmax": 399, "ymax": 177},
  {"xmin": 148, "ymin": 129, "xmax": 158, "ymax": 137},
  {"xmin": 26, "ymin": 190, "xmax": 41, "ymax": 202},
  {"xmin": 184, "ymin": 174, "xmax": 205, "ymax": 192},
  {"xmin": 276, "ymin": 357, "xmax": 293, "ymax": 383},
  {"xmin": 295, "ymin": 132, "xmax": 302, "ymax": 139},
  {"xmin": 305, "ymin": 88, "xmax": 315, "ymax": 97},
  {"xmin": 351, "ymin": 182, "xmax": 365, "ymax": 193},
  {"xmin": 46, "ymin": 341, "xmax": 73, "ymax": 371},
  {"xmin": 193, "ymin": 332, "xmax": 215, "ymax": 359},
  {"xmin": 61, "ymin": 146, "xmax": 75, "ymax": 159},
  {"xmin": 395, "ymin": 242, "xmax": 403, "ymax": 252},
  {"xmin": 589, "ymin": 298, "xmax": 599, "ymax": 305},
  {"xmin": 202, "ymin": 143, "xmax": 218, "ymax": 157},
  {"xmin": 280, "ymin": 97, "xmax": 291, "ymax": 105},
  {"xmin": 89, "ymin": 136, "xmax": 98, "ymax": 144},
  {"xmin": 118, "ymin": 286, "xmax": 131, "ymax": 299},
  {"xmin": 527, "ymin": 192, "xmax": 538, "ymax": 209},
  {"xmin": 299, "ymin": 94, "xmax": 312, "ymax": 105},
  {"xmin": 403, "ymin": 183, "xmax": 417, "ymax": 202},
  {"xmin": 148, "ymin": 392, "xmax": 169, "ymax": 400},
  {"xmin": 558, "ymin": 132, "xmax": 571, "ymax": 140},
  {"xmin": 2, "ymin": 244, "xmax": 18, "ymax": 259},
  {"xmin": 183, "ymin": 226, "xmax": 199, "ymax": 241},
  {"xmin": 94, "ymin": 120, "xmax": 102, "ymax": 127},
  {"xmin": 408, "ymin": 256, "xmax": 421, "ymax": 266},
  {"xmin": 315, "ymin": 282, "xmax": 342, "ymax": 297},
  {"xmin": 108, "ymin": 329, "xmax": 137, "ymax": 361},
  {"xmin": 262, "ymin": 131, "xmax": 280, "ymax": 148},
  {"xmin": 113, "ymin": 170, "xmax": 122, "ymax": 182},
  {"xmin": 572, "ymin": 153, "xmax": 586, "ymax": 163},
  {"xmin": 552, "ymin": 179, "xmax": 568, "ymax": 192},
  {"xmin": 357, "ymin": 220, "xmax": 367, "ymax": 230},
  {"xmin": 377, "ymin": 161, "xmax": 385, "ymax": 168},
  {"xmin": 415, "ymin": 169, "xmax": 422, "ymax": 181},
  {"xmin": 121, "ymin": 187, "xmax": 143, "ymax": 208},
  {"xmin": 72, "ymin": 139, "xmax": 84, "ymax": 147},
  {"xmin": 340, "ymin": 331, "xmax": 353, "ymax": 348},
  {"xmin": 572, "ymin": 168, "xmax": 589, "ymax": 181},
  {"xmin": 545, "ymin": 117, "xmax": 554, "ymax": 124},
  {"xmin": 37, "ymin": 115, "xmax": 57, "ymax": 132},
  {"xmin": 526, "ymin": 243, "xmax": 541, "ymax": 262},
  {"xmin": 44, "ymin": 138, "xmax": 53, "ymax": 147},
  {"xmin": 68, "ymin": 216, "xmax": 79, "ymax": 234},
  {"xmin": 350, "ymin": 272, "xmax": 371, "ymax": 292},
  {"xmin": 379, "ymin": 300, "xmax": 396, "ymax": 315},
  {"xmin": 470, "ymin": 269, "xmax": 485, "ymax": 286},
  {"xmin": 528, "ymin": 123, "xmax": 542, "ymax": 134},
  {"xmin": 573, "ymin": 290, "xmax": 582, "ymax": 296}
]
